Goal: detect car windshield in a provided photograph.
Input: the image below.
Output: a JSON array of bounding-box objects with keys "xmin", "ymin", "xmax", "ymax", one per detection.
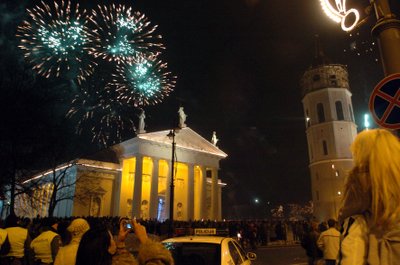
[{"xmin": 163, "ymin": 242, "xmax": 221, "ymax": 265}]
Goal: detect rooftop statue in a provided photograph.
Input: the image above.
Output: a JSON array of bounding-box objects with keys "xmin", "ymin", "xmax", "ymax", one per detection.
[
  {"xmin": 211, "ymin": 131, "xmax": 219, "ymax": 146},
  {"xmin": 178, "ymin": 107, "xmax": 187, "ymax": 128},
  {"xmin": 137, "ymin": 110, "xmax": 146, "ymax": 134}
]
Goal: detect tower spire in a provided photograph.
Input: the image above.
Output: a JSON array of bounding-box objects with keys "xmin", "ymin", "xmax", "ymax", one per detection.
[{"xmin": 312, "ymin": 34, "xmax": 331, "ymax": 67}]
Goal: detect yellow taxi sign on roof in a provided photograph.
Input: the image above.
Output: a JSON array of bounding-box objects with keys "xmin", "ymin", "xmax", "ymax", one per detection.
[{"xmin": 194, "ymin": 228, "xmax": 216, "ymax": 236}]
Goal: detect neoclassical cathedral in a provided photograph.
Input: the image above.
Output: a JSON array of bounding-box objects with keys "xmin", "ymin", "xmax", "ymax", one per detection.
[{"xmin": 11, "ymin": 108, "xmax": 227, "ymax": 221}]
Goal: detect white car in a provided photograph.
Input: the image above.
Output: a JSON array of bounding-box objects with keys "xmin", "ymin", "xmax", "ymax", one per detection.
[{"xmin": 162, "ymin": 235, "xmax": 257, "ymax": 265}]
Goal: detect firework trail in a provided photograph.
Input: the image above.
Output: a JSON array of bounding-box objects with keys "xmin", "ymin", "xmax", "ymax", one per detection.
[
  {"xmin": 66, "ymin": 69, "xmax": 137, "ymax": 147},
  {"xmin": 112, "ymin": 54, "xmax": 176, "ymax": 106},
  {"xmin": 89, "ymin": 4, "xmax": 164, "ymax": 63},
  {"xmin": 16, "ymin": 0, "xmax": 95, "ymax": 82}
]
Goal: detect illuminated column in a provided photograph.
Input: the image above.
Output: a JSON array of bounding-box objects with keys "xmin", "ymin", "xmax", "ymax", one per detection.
[
  {"xmin": 200, "ymin": 166, "xmax": 207, "ymax": 219},
  {"xmin": 149, "ymin": 158, "xmax": 159, "ymax": 219},
  {"xmin": 218, "ymin": 185, "xmax": 222, "ymax": 220},
  {"xmin": 112, "ymin": 165, "xmax": 122, "ymax": 216},
  {"xmin": 164, "ymin": 159, "xmax": 171, "ymax": 220},
  {"xmin": 40, "ymin": 187, "xmax": 45, "ymax": 217},
  {"xmin": 187, "ymin": 164, "xmax": 194, "ymax": 220},
  {"xmin": 132, "ymin": 155, "xmax": 143, "ymax": 218},
  {"xmin": 211, "ymin": 168, "xmax": 218, "ymax": 220}
]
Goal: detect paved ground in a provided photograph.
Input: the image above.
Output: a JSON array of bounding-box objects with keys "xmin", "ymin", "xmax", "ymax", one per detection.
[{"xmin": 251, "ymin": 243, "xmax": 308, "ymax": 265}]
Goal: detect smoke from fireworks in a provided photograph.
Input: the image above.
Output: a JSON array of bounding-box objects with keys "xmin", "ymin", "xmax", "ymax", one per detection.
[
  {"xmin": 16, "ymin": 0, "xmax": 96, "ymax": 82},
  {"xmin": 113, "ymin": 54, "xmax": 176, "ymax": 106},
  {"xmin": 89, "ymin": 4, "xmax": 164, "ymax": 63}
]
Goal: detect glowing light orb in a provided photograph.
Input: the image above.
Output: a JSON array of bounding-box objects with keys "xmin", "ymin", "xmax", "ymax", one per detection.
[
  {"xmin": 17, "ymin": 0, "xmax": 95, "ymax": 82},
  {"xmin": 113, "ymin": 55, "xmax": 176, "ymax": 106},
  {"xmin": 89, "ymin": 4, "xmax": 164, "ymax": 63},
  {"xmin": 319, "ymin": 0, "xmax": 360, "ymax": 32}
]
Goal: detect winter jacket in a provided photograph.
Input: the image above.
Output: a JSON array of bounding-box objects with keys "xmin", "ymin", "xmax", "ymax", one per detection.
[
  {"xmin": 367, "ymin": 223, "xmax": 400, "ymax": 265},
  {"xmin": 317, "ymin": 227, "xmax": 340, "ymax": 260},
  {"xmin": 112, "ymin": 239, "xmax": 174, "ymax": 265},
  {"xmin": 339, "ymin": 215, "xmax": 369, "ymax": 265},
  {"xmin": 54, "ymin": 238, "xmax": 81, "ymax": 265},
  {"xmin": 301, "ymin": 230, "xmax": 323, "ymax": 259}
]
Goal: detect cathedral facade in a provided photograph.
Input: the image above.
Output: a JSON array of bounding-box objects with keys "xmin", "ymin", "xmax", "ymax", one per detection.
[{"xmin": 11, "ymin": 126, "xmax": 227, "ymax": 221}]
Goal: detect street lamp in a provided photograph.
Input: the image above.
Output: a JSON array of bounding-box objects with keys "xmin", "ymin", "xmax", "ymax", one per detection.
[
  {"xmin": 364, "ymin": 113, "xmax": 371, "ymax": 130},
  {"xmin": 320, "ymin": 0, "xmax": 400, "ymax": 76},
  {"xmin": 167, "ymin": 129, "xmax": 176, "ymax": 237}
]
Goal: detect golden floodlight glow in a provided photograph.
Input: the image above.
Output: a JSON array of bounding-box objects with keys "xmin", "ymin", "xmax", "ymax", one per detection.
[{"xmin": 320, "ymin": 0, "xmax": 360, "ymax": 32}]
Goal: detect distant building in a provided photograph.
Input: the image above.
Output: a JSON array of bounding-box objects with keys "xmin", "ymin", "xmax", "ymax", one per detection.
[
  {"xmin": 300, "ymin": 37, "xmax": 357, "ymax": 221},
  {"xmin": 8, "ymin": 126, "xmax": 227, "ymax": 221}
]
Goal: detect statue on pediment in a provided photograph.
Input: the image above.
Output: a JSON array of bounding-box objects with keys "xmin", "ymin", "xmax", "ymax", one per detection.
[
  {"xmin": 178, "ymin": 107, "xmax": 187, "ymax": 128},
  {"xmin": 137, "ymin": 110, "xmax": 146, "ymax": 134},
  {"xmin": 211, "ymin": 131, "xmax": 219, "ymax": 146}
]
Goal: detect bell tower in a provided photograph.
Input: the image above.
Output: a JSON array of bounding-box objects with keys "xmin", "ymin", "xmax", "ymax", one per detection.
[{"xmin": 300, "ymin": 36, "xmax": 357, "ymax": 221}]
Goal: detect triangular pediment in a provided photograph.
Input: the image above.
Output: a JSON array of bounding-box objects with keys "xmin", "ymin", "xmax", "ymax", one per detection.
[{"xmin": 136, "ymin": 127, "xmax": 227, "ymax": 158}]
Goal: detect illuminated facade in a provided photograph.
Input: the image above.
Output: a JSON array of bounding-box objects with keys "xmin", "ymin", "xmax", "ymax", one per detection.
[
  {"xmin": 112, "ymin": 127, "xmax": 227, "ymax": 221},
  {"xmin": 11, "ymin": 127, "xmax": 227, "ymax": 221},
  {"xmin": 300, "ymin": 42, "xmax": 357, "ymax": 221}
]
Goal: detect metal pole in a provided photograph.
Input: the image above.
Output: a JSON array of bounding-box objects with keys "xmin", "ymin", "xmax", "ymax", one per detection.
[
  {"xmin": 168, "ymin": 130, "xmax": 175, "ymax": 237},
  {"xmin": 371, "ymin": 0, "xmax": 400, "ymax": 76}
]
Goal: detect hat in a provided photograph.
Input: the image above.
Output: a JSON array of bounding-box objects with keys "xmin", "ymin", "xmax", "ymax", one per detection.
[{"xmin": 67, "ymin": 218, "xmax": 90, "ymax": 237}]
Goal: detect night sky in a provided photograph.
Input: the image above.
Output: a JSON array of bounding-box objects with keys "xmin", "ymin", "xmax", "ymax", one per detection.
[{"xmin": 1, "ymin": 0, "xmax": 400, "ymax": 218}]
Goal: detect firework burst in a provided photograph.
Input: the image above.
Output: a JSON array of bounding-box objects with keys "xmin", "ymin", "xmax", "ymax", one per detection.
[
  {"xmin": 66, "ymin": 66, "xmax": 136, "ymax": 147},
  {"xmin": 112, "ymin": 54, "xmax": 176, "ymax": 106},
  {"xmin": 89, "ymin": 4, "xmax": 164, "ymax": 63},
  {"xmin": 17, "ymin": 0, "xmax": 95, "ymax": 82}
]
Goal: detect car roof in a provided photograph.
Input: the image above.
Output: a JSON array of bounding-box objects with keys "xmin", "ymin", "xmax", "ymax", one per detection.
[{"xmin": 162, "ymin": 236, "xmax": 231, "ymax": 244}]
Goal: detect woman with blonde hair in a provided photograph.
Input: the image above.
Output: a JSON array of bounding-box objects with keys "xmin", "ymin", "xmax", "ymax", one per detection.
[{"xmin": 338, "ymin": 129, "xmax": 400, "ymax": 265}]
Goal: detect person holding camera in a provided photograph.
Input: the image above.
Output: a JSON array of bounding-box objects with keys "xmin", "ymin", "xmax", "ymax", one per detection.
[{"xmin": 76, "ymin": 218, "xmax": 173, "ymax": 265}]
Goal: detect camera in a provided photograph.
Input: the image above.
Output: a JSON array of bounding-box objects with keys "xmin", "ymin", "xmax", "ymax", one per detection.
[{"xmin": 125, "ymin": 222, "xmax": 132, "ymax": 229}]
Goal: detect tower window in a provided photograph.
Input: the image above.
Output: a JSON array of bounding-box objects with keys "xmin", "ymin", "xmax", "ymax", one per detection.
[
  {"xmin": 349, "ymin": 104, "xmax": 354, "ymax": 122},
  {"xmin": 330, "ymin": 75, "xmax": 336, "ymax": 79},
  {"xmin": 322, "ymin": 140, "xmax": 328, "ymax": 155},
  {"xmin": 313, "ymin": 74, "xmax": 320, "ymax": 81},
  {"xmin": 306, "ymin": 110, "xmax": 311, "ymax": 127},
  {"xmin": 335, "ymin": 101, "xmax": 344, "ymax": 120},
  {"xmin": 317, "ymin": 103, "xmax": 325, "ymax": 123}
]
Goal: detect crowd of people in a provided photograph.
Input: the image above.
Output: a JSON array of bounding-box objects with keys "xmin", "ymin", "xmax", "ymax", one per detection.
[
  {"xmin": 0, "ymin": 128, "xmax": 399, "ymax": 265},
  {"xmin": 300, "ymin": 129, "xmax": 400, "ymax": 265},
  {"xmin": 0, "ymin": 214, "xmax": 174, "ymax": 265}
]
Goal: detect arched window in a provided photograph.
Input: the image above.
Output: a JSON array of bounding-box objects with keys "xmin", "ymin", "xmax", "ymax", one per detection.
[
  {"xmin": 317, "ymin": 103, "xmax": 325, "ymax": 123},
  {"xmin": 349, "ymin": 104, "xmax": 354, "ymax": 122},
  {"xmin": 335, "ymin": 101, "xmax": 344, "ymax": 120},
  {"xmin": 322, "ymin": 140, "xmax": 328, "ymax": 155}
]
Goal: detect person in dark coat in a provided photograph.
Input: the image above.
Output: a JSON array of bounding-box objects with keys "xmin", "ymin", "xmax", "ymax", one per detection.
[{"xmin": 301, "ymin": 221, "xmax": 323, "ymax": 265}]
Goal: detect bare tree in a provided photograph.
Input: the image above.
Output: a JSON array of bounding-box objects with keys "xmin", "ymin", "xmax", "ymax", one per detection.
[{"xmin": 19, "ymin": 160, "xmax": 78, "ymax": 217}]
